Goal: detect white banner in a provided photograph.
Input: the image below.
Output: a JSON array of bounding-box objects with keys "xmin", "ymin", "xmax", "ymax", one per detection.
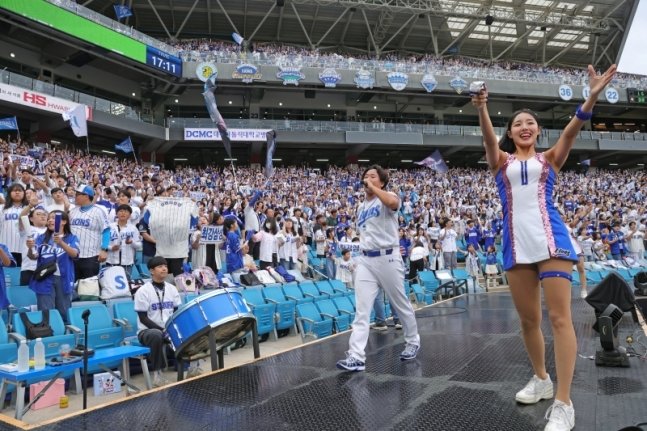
[
  {"xmin": 0, "ymin": 82, "xmax": 92, "ymax": 119},
  {"xmin": 200, "ymin": 225, "xmax": 224, "ymax": 244},
  {"xmin": 184, "ymin": 128, "xmax": 272, "ymax": 141},
  {"xmin": 9, "ymin": 155, "xmax": 36, "ymax": 169},
  {"xmin": 189, "ymin": 191, "xmax": 207, "ymax": 201},
  {"xmin": 338, "ymin": 242, "xmax": 361, "ymax": 253}
]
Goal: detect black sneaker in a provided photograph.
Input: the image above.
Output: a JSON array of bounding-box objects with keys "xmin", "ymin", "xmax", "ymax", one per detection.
[{"xmin": 373, "ymin": 322, "xmax": 388, "ymax": 331}]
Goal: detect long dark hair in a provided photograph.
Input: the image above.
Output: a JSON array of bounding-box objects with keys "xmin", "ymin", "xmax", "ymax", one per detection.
[
  {"xmin": 5, "ymin": 183, "xmax": 27, "ymax": 208},
  {"xmin": 361, "ymin": 164, "xmax": 389, "ymax": 189},
  {"xmin": 263, "ymin": 217, "xmax": 278, "ymax": 235},
  {"xmin": 498, "ymin": 109, "xmax": 541, "ymax": 154},
  {"xmin": 43, "ymin": 210, "xmax": 72, "ymax": 244}
]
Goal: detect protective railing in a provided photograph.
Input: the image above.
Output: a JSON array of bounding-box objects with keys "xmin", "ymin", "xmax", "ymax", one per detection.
[
  {"xmin": 168, "ymin": 118, "xmax": 647, "ymax": 141},
  {"xmin": 0, "ymin": 70, "xmax": 156, "ymax": 124}
]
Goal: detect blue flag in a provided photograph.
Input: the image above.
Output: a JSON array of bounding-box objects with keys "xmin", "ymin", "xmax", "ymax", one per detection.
[
  {"xmin": 265, "ymin": 130, "xmax": 277, "ymax": 178},
  {"xmin": 115, "ymin": 136, "xmax": 134, "ymax": 153},
  {"xmin": 202, "ymin": 73, "xmax": 232, "ymax": 158},
  {"xmin": 113, "ymin": 4, "xmax": 133, "ymax": 20},
  {"xmin": 0, "ymin": 116, "xmax": 18, "ymax": 130},
  {"xmin": 415, "ymin": 149, "xmax": 448, "ymax": 174}
]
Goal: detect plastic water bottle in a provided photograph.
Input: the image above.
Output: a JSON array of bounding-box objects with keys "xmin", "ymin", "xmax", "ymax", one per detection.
[
  {"xmin": 34, "ymin": 338, "xmax": 46, "ymax": 370},
  {"xmin": 17, "ymin": 340, "xmax": 29, "ymax": 372}
]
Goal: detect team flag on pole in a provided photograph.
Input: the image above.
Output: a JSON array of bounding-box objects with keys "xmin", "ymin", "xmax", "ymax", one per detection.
[
  {"xmin": 415, "ymin": 149, "xmax": 448, "ymax": 174},
  {"xmin": 62, "ymin": 105, "xmax": 88, "ymax": 137},
  {"xmin": 115, "ymin": 136, "xmax": 134, "ymax": 153},
  {"xmin": 265, "ymin": 130, "xmax": 277, "ymax": 178},
  {"xmin": 0, "ymin": 116, "xmax": 18, "ymax": 130},
  {"xmin": 202, "ymin": 73, "xmax": 232, "ymax": 158},
  {"xmin": 113, "ymin": 4, "xmax": 133, "ymax": 20}
]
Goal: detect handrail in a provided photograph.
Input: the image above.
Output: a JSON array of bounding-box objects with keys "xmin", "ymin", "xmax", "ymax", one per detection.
[{"xmin": 169, "ymin": 118, "xmax": 647, "ymax": 140}]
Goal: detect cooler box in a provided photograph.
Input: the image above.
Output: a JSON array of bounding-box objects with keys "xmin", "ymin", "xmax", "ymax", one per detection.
[
  {"xmin": 93, "ymin": 371, "xmax": 122, "ymax": 396},
  {"xmin": 29, "ymin": 378, "xmax": 65, "ymax": 410}
]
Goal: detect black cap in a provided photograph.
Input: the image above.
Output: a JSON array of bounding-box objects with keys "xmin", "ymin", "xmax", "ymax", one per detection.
[{"xmin": 147, "ymin": 256, "xmax": 168, "ymax": 270}]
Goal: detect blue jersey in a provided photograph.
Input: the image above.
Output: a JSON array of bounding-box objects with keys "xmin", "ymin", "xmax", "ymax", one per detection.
[
  {"xmin": 465, "ymin": 226, "xmax": 481, "ymax": 249},
  {"xmin": 225, "ymin": 231, "xmax": 243, "ymax": 272},
  {"xmin": 35, "ymin": 233, "xmax": 80, "ymax": 295},
  {"xmin": 483, "ymin": 228, "xmax": 496, "ymax": 249}
]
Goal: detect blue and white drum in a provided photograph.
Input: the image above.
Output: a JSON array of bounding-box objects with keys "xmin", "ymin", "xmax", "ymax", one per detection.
[{"xmin": 165, "ymin": 288, "xmax": 255, "ymax": 358}]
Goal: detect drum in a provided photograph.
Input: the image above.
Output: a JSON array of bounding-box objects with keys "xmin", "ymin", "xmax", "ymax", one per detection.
[{"xmin": 165, "ymin": 288, "xmax": 255, "ymax": 358}]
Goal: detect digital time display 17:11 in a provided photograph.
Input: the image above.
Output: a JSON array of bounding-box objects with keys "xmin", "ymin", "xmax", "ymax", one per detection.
[{"xmin": 145, "ymin": 46, "xmax": 183, "ymax": 78}]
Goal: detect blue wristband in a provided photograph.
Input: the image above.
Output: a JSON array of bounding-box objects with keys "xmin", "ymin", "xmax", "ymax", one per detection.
[{"xmin": 575, "ymin": 105, "xmax": 593, "ymax": 121}]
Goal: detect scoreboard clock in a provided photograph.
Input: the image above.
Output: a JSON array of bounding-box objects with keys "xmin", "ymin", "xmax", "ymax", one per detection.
[
  {"xmin": 145, "ymin": 46, "xmax": 183, "ymax": 78},
  {"xmin": 627, "ymin": 88, "xmax": 646, "ymax": 104}
]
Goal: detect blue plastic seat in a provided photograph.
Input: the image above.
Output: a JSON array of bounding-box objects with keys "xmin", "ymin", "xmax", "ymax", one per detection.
[
  {"xmin": 314, "ymin": 281, "xmax": 342, "ymax": 298},
  {"xmin": 4, "ymin": 267, "xmax": 21, "ymax": 288},
  {"xmin": 9, "ymin": 311, "xmax": 80, "ymax": 391},
  {"xmin": 6, "ymin": 286, "xmax": 37, "ymax": 315},
  {"xmin": 12, "ymin": 310, "xmax": 77, "ymax": 359},
  {"xmin": 315, "ymin": 298, "xmax": 351, "ymax": 332},
  {"xmin": 332, "ymin": 296, "xmax": 355, "ymax": 322},
  {"xmin": 112, "ymin": 301, "xmax": 142, "ymax": 346},
  {"xmin": 410, "ymin": 283, "xmax": 434, "ymax": 305},
  {"xmin": 298, "ymin": 281, "xmax": 322, "ymax": 300},
  {"xmin": 262, "ymin": 285, "xmax": 296, "ymax": 333},
  {"xmin": 68, "ymin": 304, "xmax": 129, "ymax": 374},
  {"xmin": 282, "ymin": 282, "xmax": 312, "ymax": 304},
  {"xmin": 327, "ymin": 279, "xmax": 351, "ymax": 295},
  {"xmin": 295, "ymin": 302, "xmax": 333, "ymax": 341},
  {"xmin": 68, "ymin": 305, "xmax": 124, "ymax": 350},
  {"xmin": 241, "ymin": 287, "xmax": 276, "ymax": 339}
]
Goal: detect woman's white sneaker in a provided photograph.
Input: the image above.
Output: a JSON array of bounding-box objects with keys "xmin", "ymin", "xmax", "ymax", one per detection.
[
  {"xmin": 544, "ymin": 399, "xmax": 575, "ymax": 431},
  {"xmin": 515, "ymin": 374, "xmax": 554, "ymax": 404}
]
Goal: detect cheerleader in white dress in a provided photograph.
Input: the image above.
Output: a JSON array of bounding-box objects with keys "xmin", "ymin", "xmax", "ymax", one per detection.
[{"xmin": 473, "ymin": 63, "xmax": 617, "ymax": 431}]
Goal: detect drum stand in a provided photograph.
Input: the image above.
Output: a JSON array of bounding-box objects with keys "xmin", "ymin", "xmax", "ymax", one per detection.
[{"xmin": 176, "ymin": 320, "xmax": 261, "ymax": 381}]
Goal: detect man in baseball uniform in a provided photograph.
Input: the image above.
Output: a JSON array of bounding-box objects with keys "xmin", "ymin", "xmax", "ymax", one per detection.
[{"xmin": 337, "ymin": 165, "xmax": 420, "ymax": 371}]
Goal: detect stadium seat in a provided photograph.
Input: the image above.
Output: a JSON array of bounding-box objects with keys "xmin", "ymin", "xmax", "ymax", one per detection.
[
  {"xmin": 241, "ymin": 287, "xmax": 277, "ymax": 340},
  {"xmin": 282, "ymin": 282, "xmax": 312, "ymax": 304},
  {"xmin": 68, "ymin": 304, "xmax": 124, "ymax": 350},
  {"xmin": 332, "ymin": 296, "xmax": 355, "ymax": 323},
  {"xmin": 298, "ymin": 281, "xmax": 322, "ymax": 300},
  {"xmin": 12, "ymin": 310, "xmax": 77, "ymax": 359},
  {"xmin": 315, "ymin": 298, "xmax": 351, "ymax": 332},
  {"xmin": 4, "ymin": 268, "xmax": 21, "ymax": 288},
  {"xmin": 112, "ymin": 301, "xmax": 142, "ymax": 346},
  {"xmin": 295, "ymin": 302, "xmax": 333, "ymax": 341},
  {"xmin": 262, "ymin": 285, "xmax": 297, "ymax": 334}
]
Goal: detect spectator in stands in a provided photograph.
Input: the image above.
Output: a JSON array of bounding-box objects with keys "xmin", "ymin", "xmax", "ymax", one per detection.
[
  {"xmin": 277, "ymin": 218, "xmax": 298, "ymax": 270},
  {"xmin": 2, "ymin": 183, "xmax": 29, "ymax": 265},
  {"xmin": 253, "ymin": 217, "xmax": 279, "ymax": 270},
  {"xmin": 439, "ymin": 219, "xmax": 458, "ymax": 270},
  {"xmin": 223, "ymin": 217, "xmax": 243, "ymax": 274},
  {"xmin": 19, "ymin": 205, "xmax": 48, "ymax": 285},
  {"xmin": 47, "ymin": 187, "xmax": 73, "ymax": 213},
  {"xmin": 69, "ymin": 184, "xmax": 110, "ymax": 279},
  {"xmin": 27, "ymin": 211, "xmax": 79, "ymax": 324},
  {"xmin": 134, "ymin": 256, "xmax": 181, "ymax": 387},
  {"xmin": 626, "ymin": 221, "xmax": 645, "ymax": 262},
  {"xmin": 107, "ymin": 204, "xmax": 142, "ymax": 278},
  {"xmin": 472, "ymin": 63, "xmax": 617, "ymax": 431}
]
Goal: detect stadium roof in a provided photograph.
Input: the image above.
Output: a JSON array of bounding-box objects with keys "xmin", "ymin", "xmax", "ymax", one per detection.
[{"xmin": 85, "ymin": 0, "xmax": 637, "ymax": 69}]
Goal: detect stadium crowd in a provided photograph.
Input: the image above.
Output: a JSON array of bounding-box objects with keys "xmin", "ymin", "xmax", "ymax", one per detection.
[
  {"xmin": 171, "ymin": 38, "xmax": 647, "ymax": 89},
  {"xmin": 0, "ymin": 136, "xmax": 644, "ymax": 306}
]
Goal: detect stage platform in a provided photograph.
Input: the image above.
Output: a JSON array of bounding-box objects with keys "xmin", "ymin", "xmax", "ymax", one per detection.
[{"xmin": 2, "ymin": 291, "xmax": 646, "ymax": 431}]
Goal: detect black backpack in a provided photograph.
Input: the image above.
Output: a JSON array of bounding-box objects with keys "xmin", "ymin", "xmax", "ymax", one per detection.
[
  {"xmin": 20, "ymin": 310, "xmax": 54, "ymax": 339},
  {"xmin": 240, "ymin": 272, "xmax": 262, "ymax": 286}
]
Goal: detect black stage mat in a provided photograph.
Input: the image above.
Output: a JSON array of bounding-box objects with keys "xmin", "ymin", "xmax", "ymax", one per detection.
[{"xmin": 2, "ymin": 291, "xmax": 646, "ymax": 431}]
